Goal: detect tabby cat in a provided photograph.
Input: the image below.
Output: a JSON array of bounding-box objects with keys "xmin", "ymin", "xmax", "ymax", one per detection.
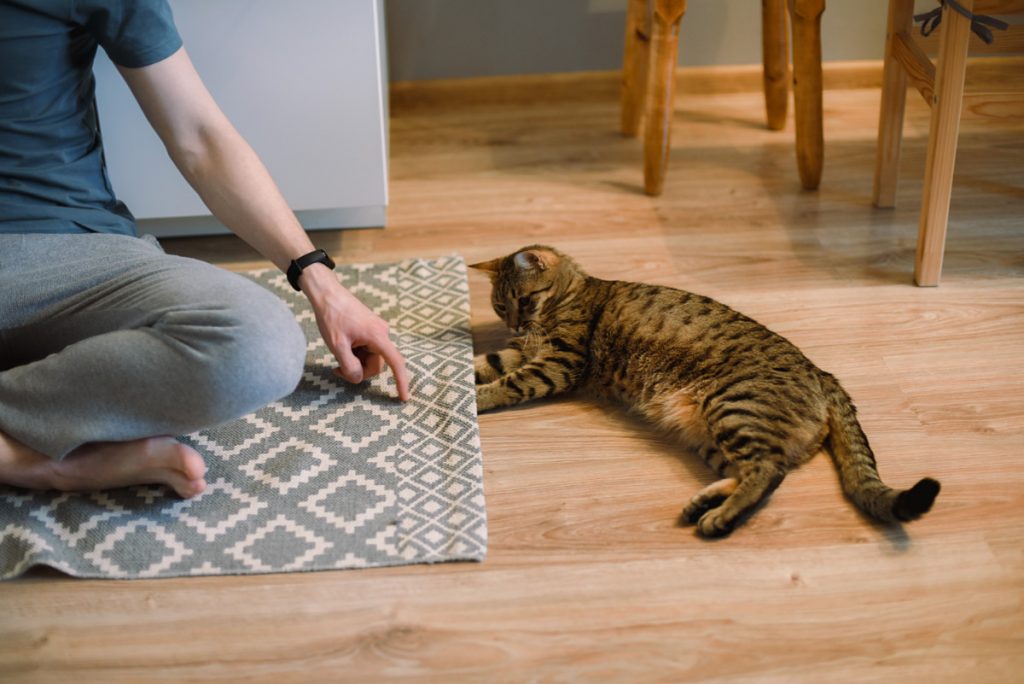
[{"xmin": 470, "ymin": 245, "xmax": 940, "ymax": 537}]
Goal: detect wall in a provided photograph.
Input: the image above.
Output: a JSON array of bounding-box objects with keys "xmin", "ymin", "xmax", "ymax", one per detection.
[{"xmin": 385, "ymin": 0, "xmax": 895, "ymax": 82}]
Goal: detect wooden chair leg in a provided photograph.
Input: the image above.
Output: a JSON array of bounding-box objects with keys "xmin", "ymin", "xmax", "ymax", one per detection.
[
  {"xmin": 915, "ymin": 0, "xmax": 972, "ymax": 287},
  {"xmin": 789, "ymin": 0, "xmax": 825, "ymax": 190},
  {"xmin": 643, "ymin": 0, "xmax": 687, "ymax": 196},
  {"xmin": 621, "ymin": 0, "xmax": 651, "ymax": 137},
  {"xmin": 762, "ymin": 0, "xmax": 789, "ymax": 131},
  {"xmin": 873, "ymin": 0, "xmax": 915, "ymax": 208}
]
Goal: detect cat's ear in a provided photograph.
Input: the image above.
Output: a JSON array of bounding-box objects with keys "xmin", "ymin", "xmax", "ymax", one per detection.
[
  {"xmin": 514, "ymin": 250, "xmax": 548, "ymax": 272},
  {"xmin": 468, "ymin": 258, "xmax": 501, "ymax": 277}
]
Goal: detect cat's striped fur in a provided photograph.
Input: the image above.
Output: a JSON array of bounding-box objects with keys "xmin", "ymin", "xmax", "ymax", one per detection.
[{"xmin": 471, "ymin": 245, "xmax": 940, "ymax": 537}]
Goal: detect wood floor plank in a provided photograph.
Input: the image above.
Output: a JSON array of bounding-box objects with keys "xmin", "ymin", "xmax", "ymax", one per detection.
[{"xmin": 1, "ymin": 62, "xmax": 1022, "ymax": 682}]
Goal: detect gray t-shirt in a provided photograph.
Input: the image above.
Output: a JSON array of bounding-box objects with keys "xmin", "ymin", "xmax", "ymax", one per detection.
[{"xmin": 0, "ymin": 0, "xmax": 182, "ymax": 235}]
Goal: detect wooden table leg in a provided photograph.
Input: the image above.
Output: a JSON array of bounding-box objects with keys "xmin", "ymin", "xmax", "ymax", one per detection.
[
  {"xmin": 789, "ymin": 0, "xmax": 825, "ymax": 190},
  {"xmin": 873, "ymin": 0, "xmax": 915, "ymax": 208},
  {"xmin": 643, "ymin": 0, "xmax": 687, "ymax": 196},
  {"xmin": 915, "ymin": 0, "xmax": 972, "ymax": 287},
  {"xmin": 621, "ymin": 0, "xmax": 651, "ymax": 137},
  {"xmin": 762, "ymin": 0, "xmax": 789, "ymax": 131}
]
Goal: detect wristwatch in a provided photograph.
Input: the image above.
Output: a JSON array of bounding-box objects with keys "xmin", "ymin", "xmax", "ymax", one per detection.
[{"xmin": 286, "ymin": 248, "xmax": 336, "ymax": 291}]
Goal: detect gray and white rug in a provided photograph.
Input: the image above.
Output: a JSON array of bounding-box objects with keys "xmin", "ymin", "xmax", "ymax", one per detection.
[{"xmin": 0, "ymin": 255, "xmax": 487, "ymax": 579}]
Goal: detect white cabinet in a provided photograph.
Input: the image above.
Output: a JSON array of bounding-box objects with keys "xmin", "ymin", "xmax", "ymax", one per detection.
[{"xmin": 94, "ymin": 0, "xmax": 389, "ymax": 238}]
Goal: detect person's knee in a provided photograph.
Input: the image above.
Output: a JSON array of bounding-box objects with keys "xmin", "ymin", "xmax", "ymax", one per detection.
[
  {"xmin": 219, "ymin": 287, "xmax": 306, "ymax": 406},
  {"xmin": 161, "ymin": 280, "xmax": 306, "ymax": 422}
]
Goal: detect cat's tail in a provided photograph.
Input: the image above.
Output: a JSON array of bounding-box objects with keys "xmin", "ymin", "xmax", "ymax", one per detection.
[{"xmin": 822, "ymin": 373, "xmax": 940, "ymax": 523}]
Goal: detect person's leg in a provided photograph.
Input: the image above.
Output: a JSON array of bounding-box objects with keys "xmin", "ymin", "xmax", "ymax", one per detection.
[{"xmin": 0, "ymin": 233, "xmax": 306, "ymax": 495}]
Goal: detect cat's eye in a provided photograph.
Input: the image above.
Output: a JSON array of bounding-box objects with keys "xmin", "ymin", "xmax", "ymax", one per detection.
[
  {"xmin": 518, "ymin": 296, "xmax": 530, "ymax": 308},
  {"xmin": 495, "ymin": 303, "xmax": 507, "ymax": 314}
]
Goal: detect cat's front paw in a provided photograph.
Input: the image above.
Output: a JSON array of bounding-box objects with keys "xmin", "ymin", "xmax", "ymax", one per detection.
[
  {"xmin": 475, "ymin": 385, "xmax": 499, "ymax": 412},
  {"xmin": 473, "ymin": 354, "xmax": 502, "ymax": 386}
]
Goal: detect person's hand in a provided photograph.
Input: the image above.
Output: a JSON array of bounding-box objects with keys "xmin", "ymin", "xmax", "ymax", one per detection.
[{"xmin": 300, "ymin": 264, "xmax": 411, "ymax": 401}]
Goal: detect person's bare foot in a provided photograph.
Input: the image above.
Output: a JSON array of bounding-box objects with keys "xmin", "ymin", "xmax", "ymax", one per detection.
[{"xmin": 0, "ymin": 431, "xmax": 207, "ymax": 498}]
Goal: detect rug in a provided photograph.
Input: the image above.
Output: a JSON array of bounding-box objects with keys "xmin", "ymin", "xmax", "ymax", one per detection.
[{"xmin": 0, "ymin": 255, "xmax": 487, "ymax": 579}]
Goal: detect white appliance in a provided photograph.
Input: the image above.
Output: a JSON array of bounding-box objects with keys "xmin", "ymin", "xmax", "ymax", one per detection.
[{"xmin": 93, "ymin": 0, "xmax": 389, "ymax": 237}]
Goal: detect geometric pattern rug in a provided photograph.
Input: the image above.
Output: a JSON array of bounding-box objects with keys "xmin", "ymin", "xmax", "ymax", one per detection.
[{"xmin": 0, "ymin": 255, "xmax": 487, "ymax": 579}]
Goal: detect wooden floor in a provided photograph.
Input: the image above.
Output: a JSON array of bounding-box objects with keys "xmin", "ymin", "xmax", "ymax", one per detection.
[{"xmin": 2, "ymin": 64, "xmax": 1023, "ymax": 682}]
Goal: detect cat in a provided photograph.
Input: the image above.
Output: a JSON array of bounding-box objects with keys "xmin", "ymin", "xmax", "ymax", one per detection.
[{"xmin": 469, "ymin": 245, "xmax": 940, "ymax": 537}]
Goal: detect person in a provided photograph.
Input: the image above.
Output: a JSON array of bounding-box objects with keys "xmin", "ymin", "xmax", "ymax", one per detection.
[{"xmin": 0, "ymin": 0, "xmax": 411, "ymax": 499}]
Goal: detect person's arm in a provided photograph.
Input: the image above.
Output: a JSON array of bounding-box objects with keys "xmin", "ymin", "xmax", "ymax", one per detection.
[{"xmin": 116, "ymin": 47, "xmax": 410, "ymax": 401}]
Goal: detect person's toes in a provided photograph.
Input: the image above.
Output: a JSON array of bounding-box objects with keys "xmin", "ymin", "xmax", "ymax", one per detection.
[
  {"xmin": 160, "ymin": 469, "xmax": 207, "ymax": 498},
  {"xmin": 158, "ymin": 442, "xmax": 207, "ymax": 498},
  {"xmin": 188, "ymin": 478, "xmax": 207, "ymax": 497},
  {"xmin": 175, "ymin": 445, "xmax": 207, "ymax": 482},
  {"xmin": 176, "ymin": 477, "xmax": 207, "ymax": 499}
]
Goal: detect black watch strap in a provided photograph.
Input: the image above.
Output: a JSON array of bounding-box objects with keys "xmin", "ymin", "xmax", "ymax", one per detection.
[{"xmin": 286, "ymin": 248, "xmax": 336, "ymax": 291}]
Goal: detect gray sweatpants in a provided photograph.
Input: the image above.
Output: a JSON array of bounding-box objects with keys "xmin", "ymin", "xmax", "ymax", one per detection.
[{"xmin": 0, "ymin": 233, "xmax": 306, "ymax": 460}]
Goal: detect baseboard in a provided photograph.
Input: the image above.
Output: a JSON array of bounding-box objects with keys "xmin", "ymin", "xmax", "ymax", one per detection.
[{"xmin": 390, "ymin": 60, "xmax": 885, "ymax": 110}]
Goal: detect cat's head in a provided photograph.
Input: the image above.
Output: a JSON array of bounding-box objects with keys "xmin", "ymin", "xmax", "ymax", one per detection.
[{"xmin": 469, "ymin": 245, "xmax": 581, "ymax": 332}]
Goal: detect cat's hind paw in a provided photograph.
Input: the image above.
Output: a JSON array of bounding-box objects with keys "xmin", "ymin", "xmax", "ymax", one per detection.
[
  {"xmin": 679, "ymin": 500, "xmax": 715, "ymax": 526},
  {"xmin": 696, "ymin": 509, "xmax": 736, "ymax": 537},
  {"xmin": 679, "ymin": 478, "xmax": 737, "ymax": 527}
]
